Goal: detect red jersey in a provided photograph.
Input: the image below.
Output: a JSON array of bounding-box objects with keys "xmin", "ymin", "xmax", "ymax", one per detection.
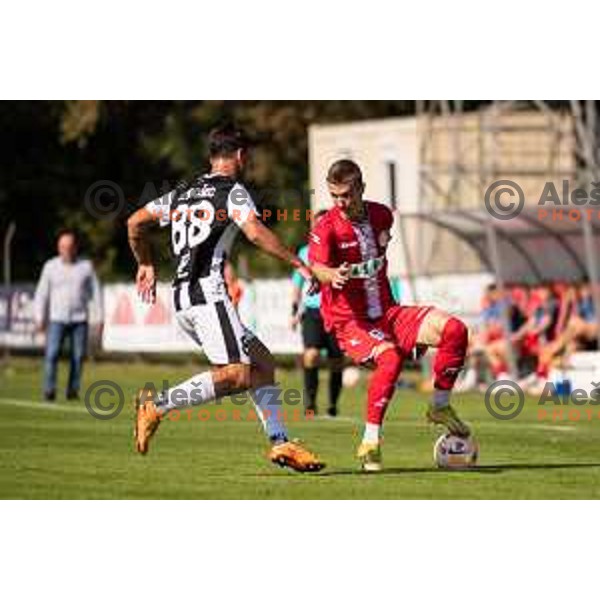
[{"xmin": 308, "ymin": 201, "xmax": 395, "ymax": 331}]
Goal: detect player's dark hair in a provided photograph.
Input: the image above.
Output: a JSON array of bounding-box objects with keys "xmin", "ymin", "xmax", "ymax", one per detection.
[
  {"xmin": 208, "ymin": 123, "xmax": 251, "ymax": 158},
  {"xmin": 326, "ymin": 159, "xmax": 363, "ymax": 187}
]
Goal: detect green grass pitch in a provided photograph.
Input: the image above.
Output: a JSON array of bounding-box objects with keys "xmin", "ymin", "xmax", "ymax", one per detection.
[{"xmin": 1, "ymin": 357, "xmax": 600, "ymax": 499}]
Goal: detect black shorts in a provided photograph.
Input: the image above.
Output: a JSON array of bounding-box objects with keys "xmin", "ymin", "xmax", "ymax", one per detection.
[{"xmin": 301, "ymin": 308, "xmax": 343, "ymax": 358}]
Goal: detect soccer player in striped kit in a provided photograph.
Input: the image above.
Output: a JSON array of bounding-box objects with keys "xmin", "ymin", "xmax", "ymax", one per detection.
[
  {"xmin": 309, "ymin": 159, "xmax": 472, "ymax": 472},
  {"xmin": 127, "ymin": 123, "xmax": 324, "ymax": 472}
]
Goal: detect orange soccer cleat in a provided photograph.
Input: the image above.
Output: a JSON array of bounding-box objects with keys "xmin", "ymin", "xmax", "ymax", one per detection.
[
  {"xmin": 268, "ymin": 439, "xmax": 325, "ymax": 473},
  {"xmin": 134, "ymin": 388, "xmax": 162, "ymax": 454}
]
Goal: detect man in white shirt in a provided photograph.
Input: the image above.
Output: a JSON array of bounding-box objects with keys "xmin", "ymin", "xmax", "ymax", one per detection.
[{"xmin": 34, "ymin": 229, "xmax": 104, "ymax": 401}]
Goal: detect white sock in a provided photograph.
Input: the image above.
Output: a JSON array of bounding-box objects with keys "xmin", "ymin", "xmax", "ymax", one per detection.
[
  {"xmin": 362, "ymin": 423, "xmax": 381, "ymax": 444},
  {"xmin": 156, "ymin": 371, "xmax": 217, "ymax": 414},
  {"xmin": 462, "ymin": 368, "xmax": 477, "ymax": 387},
  {"xmin": 250, "ymin": 385, "xmax": 289, "ymax": 444},
  {"xmin": 433, "ymin": 389, "xmax": 451, "ymax": 409}
]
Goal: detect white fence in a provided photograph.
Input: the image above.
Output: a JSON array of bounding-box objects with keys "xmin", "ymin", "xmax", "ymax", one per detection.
[
  {"xmin": 102, "ymin": 280, "xmax": 303, "ymax": 354},
  {"xmin": 0, "ymin": 273, "xmax": 491, "ymax": 354}
]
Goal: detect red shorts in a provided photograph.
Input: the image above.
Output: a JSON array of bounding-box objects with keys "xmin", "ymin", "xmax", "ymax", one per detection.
[
  {"xmin": 333, "ymin": 305, "xmax": 434, "ymax": 365},
  {"xmin": 520, "ymin": 333, "xmax": 540, "ymax": 356},
  {"xmin": 481, "ymin": 324, "xmax": 504, "ymax": 345}
]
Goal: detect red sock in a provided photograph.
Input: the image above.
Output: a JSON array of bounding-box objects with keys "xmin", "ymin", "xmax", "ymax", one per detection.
[
  {"xmin": 491, "ymin": 361, "xmax": 509, "ymax": 378},
  {"xmin": 367, "ymin": 348, "xmax": 403, "ymax": 424},
  {"xmin": 536, "ymin": 361, "xmax": 549, "ymax": 378},
  {"xmin": 433, "ymin": 318, "xmax": 469, "ymax": 390}
]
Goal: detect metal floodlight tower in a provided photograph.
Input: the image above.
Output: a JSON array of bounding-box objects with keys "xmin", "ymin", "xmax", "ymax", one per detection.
[
  {"xmin": 415, "ymin": 100, "xmax": 575, "ymax": 276},
  {"xmin": 570, "ymin": 100, "xmax": 600, "ymax": 350}
]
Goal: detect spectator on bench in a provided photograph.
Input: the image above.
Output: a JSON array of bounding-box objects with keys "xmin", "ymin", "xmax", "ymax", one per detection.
[{"xmin": 536, "ymin": 279, "xmax": 599, "ymax": 380}]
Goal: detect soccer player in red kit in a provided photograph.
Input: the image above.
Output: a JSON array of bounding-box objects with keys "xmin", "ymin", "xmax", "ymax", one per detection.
[{"xmin": 309, "ymin": 159, "xmax": 471, "ymax": 471}]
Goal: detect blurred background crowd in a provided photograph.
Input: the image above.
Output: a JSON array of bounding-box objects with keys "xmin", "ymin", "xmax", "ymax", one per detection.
[{"xmin": 461, "ymin": 280, "xmax": 598, "ymax": 393}]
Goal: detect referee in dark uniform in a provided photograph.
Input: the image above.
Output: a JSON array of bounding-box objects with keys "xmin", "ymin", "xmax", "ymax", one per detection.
[{"xmin": 291, "ymin": 210, "xmax": 344, "ymax": 417}]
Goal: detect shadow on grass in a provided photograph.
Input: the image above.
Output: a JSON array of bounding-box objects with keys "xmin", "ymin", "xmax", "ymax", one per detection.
[{"xmin": 311, "ymin": 462, "xmax": 600, "ymax": 477}]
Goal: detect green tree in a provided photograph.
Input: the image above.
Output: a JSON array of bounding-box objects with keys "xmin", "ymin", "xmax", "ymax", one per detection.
[{"xmin": 1, "ymin": 100, "xmax": 417, "ymax": 282}]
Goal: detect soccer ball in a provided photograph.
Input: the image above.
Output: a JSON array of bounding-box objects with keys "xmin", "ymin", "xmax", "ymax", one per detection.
[{"xmin": 433, "ymin": 434, "xmax": 479, "ymax": 469}]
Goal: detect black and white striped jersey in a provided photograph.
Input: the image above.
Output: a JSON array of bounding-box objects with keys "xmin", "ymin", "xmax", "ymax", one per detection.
[{"xmin": 145, "ymin": 173, "xmax": 257, "ymax": 311}]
